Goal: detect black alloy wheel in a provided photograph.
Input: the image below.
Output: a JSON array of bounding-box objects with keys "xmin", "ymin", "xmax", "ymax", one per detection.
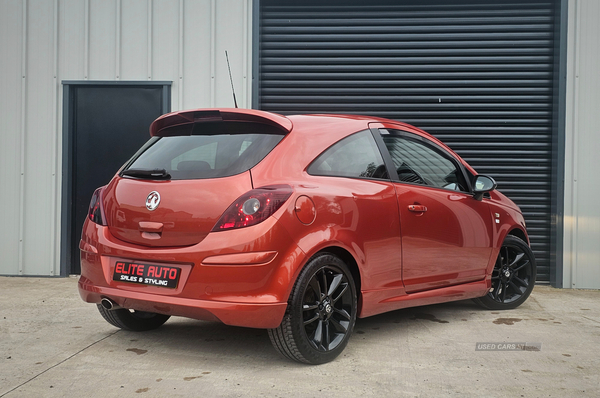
[
  {"xmin": 269, "ymin": 253, "xmax": 357, "ymax": 364},
  {"xmin": 474, "ymin": 235, "xmax": 536, "ymax": 310},
  {"xmin": 302, "ymin": 266, "xmax": 353, "ymax": 352}
]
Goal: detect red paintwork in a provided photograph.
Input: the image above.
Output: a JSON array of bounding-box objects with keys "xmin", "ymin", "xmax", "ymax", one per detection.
[
  {"xmin": 294, "ymin": 196, "xmax": 317, "ymax": 225},
  {"xmin": 78, "ymin": 108, "xmax": 530, "ymax": 328},
  {"xmin": 104, "ymin": 172, "xmax": 253, "ymax": 247}
]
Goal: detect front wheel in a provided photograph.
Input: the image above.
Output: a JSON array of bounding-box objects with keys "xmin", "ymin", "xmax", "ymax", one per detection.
[
  {"xmin": 474, "ymin": 235, "xmax": 536, "ymax": 310},
  {"xmin": 97, "ymin": 304, "xmax": 170, "ymax": 331},
  {"xmin": 268, "ymin": 253, "xmax": 357, "ymax": 364}
]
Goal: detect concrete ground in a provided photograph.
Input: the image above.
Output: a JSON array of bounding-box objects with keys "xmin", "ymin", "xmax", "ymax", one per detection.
[{"xmin": 0, "ymin": 277, "xmax": 598, "ymax": 398}]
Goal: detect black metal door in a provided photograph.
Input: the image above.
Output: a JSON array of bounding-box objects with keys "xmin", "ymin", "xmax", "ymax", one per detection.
[
  {"xmin": 257, "ymin": 0, "xmax": 559, "ymax": 282},
  {"xmin": 62, "ymin": 82, "xmax": 171, "ymax": 275}
]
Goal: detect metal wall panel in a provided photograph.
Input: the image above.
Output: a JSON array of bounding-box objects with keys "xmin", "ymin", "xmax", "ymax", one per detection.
[
  {"xmin": 0, "ymin": 0, "xmax": 252, "ymax": 276},
  {"xmin": 258, "ymin": 0, "xmax": 558, "ymax": 282},
  {"xmin": 182, "ymin": 0, "xmax": 213, "ymax": 107},
  {"xmin": 214, "ymin": 0, "xmax": 253, "ymax": 108},
  {"xmin": 0, "ymin": 0, "xmax": 25, "ymax": 275},
  {"xmin": 563, "ymin": 0, "xmax": 600, "ymax": 289},
  {"xmin": 120, "ymin": 0, "xmax": 150, "ymax": 80},
  {"xmin": 23, "ymin": 0, "xmax": 59, "ymax": 275},
  {"xmin": 88, "ymin": 0, "xmax": 117, "ymax": 80},
  {"xmin": 152, "ymin": 0, "xmax": 180, "ymax": 90},
  {"xmin": 181, "ymin": 0, "xmax": 253, "ymax": 109},
  {"xmin": 58, "ymin": 0, "xmax": 86, "ymax": 79}
]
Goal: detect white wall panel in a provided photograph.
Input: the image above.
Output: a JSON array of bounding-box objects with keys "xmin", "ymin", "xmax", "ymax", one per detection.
[
  {"xmin": 181, "ymin": 0, "xmax": 212, "ymax": 108},
  {"xmin": 0, "ymin": 0, "xmax": 252, "ymax": 275},
  {"xmin": 59, "ymin": 0, "xmax": 86, "ymax": 80},
  {"xmin": 563, "ymin": 0, "xmax": 600, "ymax": 289},
  {"xmin": 22, "ymin": 0, "xmax": 58, "ymax": 275},
  {"xmin": 152, "ymin": 0, "xmax": 180, "ymax": 103},
  {"xmin": 88, "ymin": 0, "xmax": 117, "ymax": 79},
  {"xmin": 120, "ymin": 0, "xmax": 149, "ymax": 80},
  {"xmin": 0, "ymin": 0, "xmax": 24, "ymax": 275},
  {"xmin": 214, "ymin": 0, "xmax": 249, "ymax": 108}
]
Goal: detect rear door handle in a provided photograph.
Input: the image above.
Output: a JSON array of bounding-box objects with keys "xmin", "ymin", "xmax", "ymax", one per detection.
[{"xmin": 408, "ymin": 204, "xmax": 427, "ymax": 212}]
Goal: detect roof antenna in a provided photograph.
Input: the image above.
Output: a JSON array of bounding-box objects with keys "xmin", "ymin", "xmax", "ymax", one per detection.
[{"xmin": 225, "ymin": 51, "xmax": 238, "ymax": 108}]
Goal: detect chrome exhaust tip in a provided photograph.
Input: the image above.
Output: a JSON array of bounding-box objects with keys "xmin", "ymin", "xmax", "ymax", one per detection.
[{"xmin": 100, "ymin": 297, "xmax": 122, "ymax": 311}]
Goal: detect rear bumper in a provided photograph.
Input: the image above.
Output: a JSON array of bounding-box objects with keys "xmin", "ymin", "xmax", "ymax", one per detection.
[
  {"xmin": 78, "ymin": 216, "xmax": 304, "ymax": 329},
  {"xmin": 78, "ymin": 276, "xmax": 287, "ymax": 328}
]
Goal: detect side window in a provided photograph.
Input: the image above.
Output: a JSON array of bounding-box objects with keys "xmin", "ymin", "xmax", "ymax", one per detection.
[
  {"xmin": 382, "ymin": 133, "xmax": 466, "ymax": 191},
  {"xmin": 307, "ymin": 130, "xmax": 387, "ymax": 179}
]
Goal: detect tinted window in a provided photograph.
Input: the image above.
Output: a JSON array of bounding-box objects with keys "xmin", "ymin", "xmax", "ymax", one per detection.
[
  {"xmin": 308, "ymin": 130, "xmax": 387, "ymax": 179},
  {"xmin": 382, "ymin": 133, "xmax": 466, "ymax": 191},
  {"xmin": 124, "ymin": 133, "xmax": 283, "ymax": 180}
]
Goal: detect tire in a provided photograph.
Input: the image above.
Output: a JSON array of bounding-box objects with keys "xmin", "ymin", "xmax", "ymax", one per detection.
[
  {"xmin": 96, "ymin": 304, "xmax": 170, "ymax": 331},
  {"xmin": 268, "ymin": 253, "xmax": 357, "ymax": 364},
  {"xmin": 473, "ymin": 235, "xmax": 536, "ymax": 310}
]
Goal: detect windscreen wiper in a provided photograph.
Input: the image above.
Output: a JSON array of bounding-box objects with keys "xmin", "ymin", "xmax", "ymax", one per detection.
[{"xmin": 121, "ymin": 168, "xmax": 171, "ymax": 180}]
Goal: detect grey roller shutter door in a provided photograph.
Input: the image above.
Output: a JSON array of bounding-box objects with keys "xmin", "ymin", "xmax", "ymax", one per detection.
[{"xmin": 258, "ymin": 0, "xmax": 558, "ymax": 282}]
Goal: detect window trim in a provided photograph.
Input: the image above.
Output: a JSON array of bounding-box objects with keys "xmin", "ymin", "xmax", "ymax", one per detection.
[
  {"xmin": 376, "ymin": 128, "xmax": 474, "ymax": 193},
  {"xmin": 370, "ymin": 127, "xmax": 399, "ymax": 181}
]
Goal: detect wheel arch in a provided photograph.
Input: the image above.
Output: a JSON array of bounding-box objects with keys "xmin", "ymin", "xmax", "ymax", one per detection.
[
  {"xmin": 298, "ymin": 246, "xmax": 363, "ymax": 311},
  {"xmin": 316, "ymin": 246, "xmax": 362, "ymax": 295},
  {"xmin": 506, "ymin": 227, "xmax": 530, "ymax": 246}
]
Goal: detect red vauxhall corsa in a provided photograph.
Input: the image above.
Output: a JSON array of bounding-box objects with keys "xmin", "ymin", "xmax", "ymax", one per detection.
[{"xmin": 78, "ymin": 108, "xmax": 536, "ymax": 364}]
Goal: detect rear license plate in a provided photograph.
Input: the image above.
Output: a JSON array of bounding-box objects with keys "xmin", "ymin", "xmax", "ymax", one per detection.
[{"xmin": 113, "ymin": 261, "xmax": 181, "ymax": 288}]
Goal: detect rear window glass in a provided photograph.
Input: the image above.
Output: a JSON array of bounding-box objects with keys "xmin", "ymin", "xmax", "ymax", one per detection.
[{"xmin": 123, "ymin": 133, "xmax": 283, "ymax": 180}]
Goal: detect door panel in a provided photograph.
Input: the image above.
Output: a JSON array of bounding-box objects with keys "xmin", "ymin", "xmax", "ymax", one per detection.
[
  {"xmin": 63, "ymin": 83, "xmax": 170, "ymax": 274},
  {"xmin": 395, "ymin": 184, "xmax": 493, "ymax": 293},
  {"xmin": 375, "ymin": 128, "xmax": 494, "ymax": 293}
]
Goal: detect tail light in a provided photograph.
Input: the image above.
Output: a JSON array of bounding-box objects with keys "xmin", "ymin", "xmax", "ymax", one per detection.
[
  {"xmin": 88, "ymin": 187, "xmax": 107, "ymax": 226},
  {"xmin": 212, "ymin": 185, "xmax": 293, "ymax": 231}
]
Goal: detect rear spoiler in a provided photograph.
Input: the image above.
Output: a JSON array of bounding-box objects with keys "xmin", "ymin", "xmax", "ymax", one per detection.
[{"xmin": 149, "ymin": 108, "xmax": 293, "ymax": 137}]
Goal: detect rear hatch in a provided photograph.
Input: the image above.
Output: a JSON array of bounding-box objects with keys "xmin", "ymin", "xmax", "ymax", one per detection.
[{"xmin": 102, "ymin": 109, "xmax": 291, "ymax": 247}]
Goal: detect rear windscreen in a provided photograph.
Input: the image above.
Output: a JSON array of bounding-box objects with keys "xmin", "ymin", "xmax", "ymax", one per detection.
[{"xmin": 123, "ymin": 133, "xmax": 284, "ymax": 180}]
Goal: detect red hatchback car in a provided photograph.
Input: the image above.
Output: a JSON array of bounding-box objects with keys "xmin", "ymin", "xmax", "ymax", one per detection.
[{"xmin": 78, "ymin": 108, "xmax": 536, "ymax": 364}]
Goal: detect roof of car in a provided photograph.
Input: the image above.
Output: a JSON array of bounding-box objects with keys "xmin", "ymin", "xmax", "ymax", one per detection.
[{"xmin": 148, "ymin": 108, "xmax": 472, "ymax": 173}]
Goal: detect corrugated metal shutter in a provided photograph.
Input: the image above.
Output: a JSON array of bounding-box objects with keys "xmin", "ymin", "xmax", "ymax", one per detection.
[{"xmin": 258, "ymin": 0, "xmax": 557, "ymax": 282}]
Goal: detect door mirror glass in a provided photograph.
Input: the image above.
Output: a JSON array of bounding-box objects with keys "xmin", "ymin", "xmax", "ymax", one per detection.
[{"xmin": 473, "ymin": 175, "xmax": 497, "ymax": 193}]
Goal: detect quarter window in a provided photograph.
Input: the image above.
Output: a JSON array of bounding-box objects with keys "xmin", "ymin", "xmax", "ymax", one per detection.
[{"xmin": 308, "ymin": 130, "xmax": 387, "ymax": 179}]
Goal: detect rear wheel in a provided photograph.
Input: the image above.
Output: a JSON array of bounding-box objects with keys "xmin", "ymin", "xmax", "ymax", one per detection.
[
  {"xmin": 474, "ymin": 235, "xmax": 536, "ymax": 310},
  {"xmin": 96, "ymin": 304, "xmax": 170, "ymax": 331},
  {"xmin": 268, "ymin": 253, "xmax": 357, "ymax": 364}
]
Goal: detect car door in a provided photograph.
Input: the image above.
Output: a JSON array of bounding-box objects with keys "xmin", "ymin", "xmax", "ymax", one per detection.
[
  {"xmin": 372, "ymin": 126, "xmax": 494, "ymax": 293},
  {"xmin": 305, "ymin": 129, "xmax": 404, "ymax": 295}
]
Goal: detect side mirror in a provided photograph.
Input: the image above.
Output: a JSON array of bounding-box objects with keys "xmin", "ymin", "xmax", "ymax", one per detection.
[{"xmin": 473, "ymin": 175, "xmax": 497, "ymax": 201}]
